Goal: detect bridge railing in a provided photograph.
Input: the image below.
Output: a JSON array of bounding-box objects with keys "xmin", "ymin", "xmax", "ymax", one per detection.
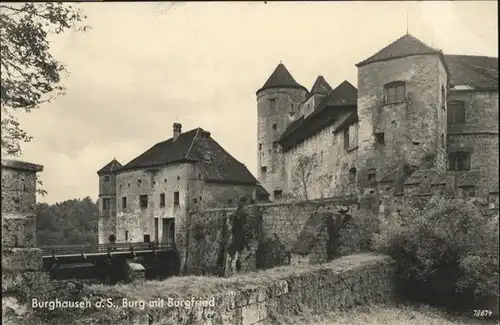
[{"xmin": 40, "ymin": 241, "xmax": 175, "ymax": 256}]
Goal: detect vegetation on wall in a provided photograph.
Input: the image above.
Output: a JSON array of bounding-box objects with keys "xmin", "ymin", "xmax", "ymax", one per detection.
[
  {"xmin": 373, "ymin": 195, "xmax": 499, "ymax": 310},
  {"xmin": 36, "ymin": 197, "xmax": 98, "ymax": 246}
]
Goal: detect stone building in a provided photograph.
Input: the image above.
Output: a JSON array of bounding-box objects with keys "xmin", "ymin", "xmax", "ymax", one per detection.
[
  {"xmin": 257, "ymin": 34, "xmax": 498, "ymax": 201},
  {"xmin": 97, "ymin": 123, "xmax": 265, "ymax": 245}
]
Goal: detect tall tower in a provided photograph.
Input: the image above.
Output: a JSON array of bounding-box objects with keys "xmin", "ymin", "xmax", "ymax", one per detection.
[
  {"xmin": 97, "ymin": 158, "xmax": 122, "ymax": 244},
  {"xmin": 256, "ymin": 63, "xmax": 308, "ymax": 200},
  {"xmin": 355, "ymin": 34, "xmax": 449, "ymax": 194}
]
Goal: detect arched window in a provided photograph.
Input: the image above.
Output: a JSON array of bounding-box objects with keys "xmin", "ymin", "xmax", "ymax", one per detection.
[
  {"xmin": 447, "ymin": 101, "xmax": 466, "ymax": 124},
  {"xmin": 348, "ymin": 168, "xmax": 357, "ymax": 182},
  {"xmin": 367, "ymin": 168, "xmax": 376, "ymax": 182},
  {"xmin": 384, "ymin": 81, "xmax": 405, "ymax": 104},
  {"xmin": 448, "ymin": 151, "xmax": 471, "ymax": 171}
]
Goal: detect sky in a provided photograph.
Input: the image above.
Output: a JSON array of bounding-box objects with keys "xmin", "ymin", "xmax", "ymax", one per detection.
[{"xmin": 9, "ymin": 1, "xmax": 498, "ymax": 204}]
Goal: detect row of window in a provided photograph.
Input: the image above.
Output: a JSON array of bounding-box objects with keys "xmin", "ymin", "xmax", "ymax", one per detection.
[
  {"xmin": 102, "ymin": 192, "xmax": 181, "ymax": 211},
  {"xmin": 103, "ymin": 176, "xmax": 183, "ymax": 186}
]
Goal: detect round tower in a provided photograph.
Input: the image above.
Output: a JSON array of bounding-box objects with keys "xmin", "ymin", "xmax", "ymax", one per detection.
[{"xmin": 256, "ymin": 63, "xmax": 308, "ymax": 200}]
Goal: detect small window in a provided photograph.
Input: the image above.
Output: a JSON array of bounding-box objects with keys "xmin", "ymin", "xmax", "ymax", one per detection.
[
  {"xmin": 103, "ymin": 175, "xmax": 110, "ymax": 182},
  {"xmin": 122, "ymin": 197, "xmax": 127, "ymax": 210},
  {"xmin": 119, "ymin": 184, "xmax": 122, "ymax": 189},
  {"xmin": 258, "ymin": 143, "xmax": 262, "ymax": 151},
  {"xmin": 272, "ymin": 123, "xmax": 277, "ymax": 130},
  {"xmin": 384, "ymin": 81, "xmax": 405, "ymax": 104},
  {"xmin": 368, "ymin": 169, "xmax": 376, "ymax": 182},
  {"xmin": 348, "ymin": 168, "xmax": 356, "ymax": 183},
  {"xmin": 173, "ymin": 191, "xmax": 179, "ymax": 205},
  {"xmin": 103, "ymin": 198, "xmax": 111, "ymax": 210},
  {"xmin": 194, "ymin": 198, "xmax": 198, "ymax": 203},
  {"xmin": 164, "ymin": 178, "xmax": 167, "ymax": 183},
  {"xmin": 273, "ymin": 190, "xmax": 283, "ymax": 199},
  {"xmin": 198, "ymin": 173, "xmax": 202, "ymax": 179},
  {"xmin": 137, "ymin": 179, "xmax": 142, "ymax": 187},
  {"xmin": 375, "ymin": 132, "xmax": 385, "ymax": 145},
  {"xmin": 261, "ymin": 166, "xmax": 267, "ymax": 173},
  {"xmin": 228, "ymin": 199, "xmax": 233, "ymax": 204},
  {"xmin": 143, "ymin": 234, "xmax": 150, "ymax": 243},
  {"xmin": 139, "ymin": 195, "xmax": 148, "ymax": 209},
  {"xmin": 343, "ymin": 128, "xmax": 350, "ymax": 150},
  {"xmin": 160, "ymin": 193, "xmax": 166, "ymax": 208},
  {"xmin": 448, "ymin": 151, "xmax": 471, "ymax": 171},
  {"xmin": 199, "ymin": 196, "xmax": 202, "ymax": 202},
  {"xmin": 177, "ymin": 176, "xmax": 180, "ymax": 181},
  {"xmin": 448, "ymin": 101, "xmax": 465, "ymax": 124},
  {"xmin": 269, "ymin": 98, "xmax": 276, "ymax": 109},
  {"xmin": 151, "ymin": 180, "xmax": 156, "ymax": 188},
  {"xmin": 128, "ymin": 183, "xmax": 131, "ymax": 188},
  {"xmin": 391, "ymin": 120, "xmax": 397, "ymax": 128},
  {"xmin": 125, "ymin": 230, "xmax": 129, "ymax": 241}
]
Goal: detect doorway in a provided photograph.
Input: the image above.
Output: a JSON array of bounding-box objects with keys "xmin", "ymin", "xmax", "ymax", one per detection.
[
  {"xmin": 162, "ymin": 218, "xmax": 175, "ymax": 244},
  {"xmin": 154, "ymin": 218, "xmax": 159, "ymax": 242}
]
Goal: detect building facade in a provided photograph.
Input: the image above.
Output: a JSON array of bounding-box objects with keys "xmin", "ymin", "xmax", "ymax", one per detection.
[
  {"xmin": 97, "ymin": 124, "xmax": 266, "ymax": 245},
  {"xmin": 257, "ymin": 34, "xmax": 498, "ymax": 201}
]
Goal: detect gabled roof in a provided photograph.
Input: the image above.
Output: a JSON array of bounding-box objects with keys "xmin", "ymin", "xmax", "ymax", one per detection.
[
  {"xmin": 310, "ymin": 75, "xmax": 333, "ymax": 96},
  {"xmin": 257, "ymin": 63, "xmax": 308, "ymax": 94},
  {"xmin": 120, "ymin": 128, "xmax": 258, "ymax": 185},
  {"xmin": 97, "ymin": 159, "xmax": 122, "ymax": 175},
  {"xmin": 279, "ymin": 80, "xmax": 358, "ymax": 151},
  {"xmin": 356, "ymin": 34, "xmax": 442, "ymax": 67},
  {"xmin": 444, "ymin": 54, "xmax": 498, "ymax": 90}
]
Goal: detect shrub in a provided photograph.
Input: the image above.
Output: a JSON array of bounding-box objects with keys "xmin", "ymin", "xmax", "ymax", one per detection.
[
  {"xmin": 373, "ymin": 195, "xmax": 499, "ymax": 309},
  {"xmin": 338, "ymin": 209, "xmax": 380, "ymax": 256}
]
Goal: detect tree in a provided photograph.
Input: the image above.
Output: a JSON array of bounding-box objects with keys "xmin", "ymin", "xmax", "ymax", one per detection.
[
  {"xmin": 0, "ymin": 3, "xmax": 88, "ymax": 157},
  {"xmin": 292, "ymin": 153, "xmax": 318, "ymax": 201}
]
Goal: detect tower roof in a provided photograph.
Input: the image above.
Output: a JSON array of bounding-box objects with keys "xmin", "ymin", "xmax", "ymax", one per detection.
[
  {"xmin": 356, "ymin": 34, "xmax": 442, "ymax": 67},
  {"xmin": 310, "ymin": 75, "xmax": 333, "ymax": 96},
  {"xmin": 97, "ymin": 158, "xmax": 122, "ymax": 175},
  {"xmin": 257, "ymin": 63, "xmax": 308, "ymax": 94}
]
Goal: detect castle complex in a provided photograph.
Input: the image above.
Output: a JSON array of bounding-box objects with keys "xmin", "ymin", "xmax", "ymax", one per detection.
[
  {"xmin": 97, "ymin": 33, "xmax": 498, "ymax": 246},
  {"xmin": 257, "ymin": 34, "xmax": 498, "ymax": 201}
]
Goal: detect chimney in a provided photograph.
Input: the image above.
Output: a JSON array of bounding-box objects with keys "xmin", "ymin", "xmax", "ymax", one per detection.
[{"xmin": 173, "ymin": 122, "xmax": 182, "ymax": 141}]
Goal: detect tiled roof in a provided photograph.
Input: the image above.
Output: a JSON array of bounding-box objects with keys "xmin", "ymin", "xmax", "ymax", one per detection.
[
  {"xmin": 257, "ymin": 63, "xmax": 308, "ymax": 94},
  {"xmin": 310, "ymin": 75, "xmax": 333, "ymax": 96},
  {"xmin": 279, "ymin": 80, "xmax": 358, "ymax": 150},
  {"xmin": 120, "ymin": 128, "xmax": 258, "ymax": 185},
  {"xmin": 444, "ymin": 54, "xmax": 498, "ymax": 90},
  {"xmin": 356, "ymin": 34, "xmax": 442, "ymax": 67},
  {"xmin": 97, "ymin": 158, "xmax": 122, "ymax": 175}
]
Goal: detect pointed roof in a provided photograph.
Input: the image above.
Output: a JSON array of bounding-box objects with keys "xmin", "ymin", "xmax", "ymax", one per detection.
[
  {"xmin": 120, "ymin": 128, "xmax": 258, "ymax": 185},
  {"xmin": 356, "ymin": 34, "xmax": 442, "ymax": 67},
  {"xmin": 310, "ymin": 75, "xmax": 333, "ymax": 96},
  {"xmin": 316, "ymin": 80, "xmax": 358, "ymax": 110},
  {"xmin": 97, "ymin": 159, "xmax": 122, "ymax": 175},
  {"xmin": 444, "ymin": 54, "xmax": 498, "ymax": 90},
  {"xmin": 257, "ymin": 63, "xmax": 308, "ymax": 94}
]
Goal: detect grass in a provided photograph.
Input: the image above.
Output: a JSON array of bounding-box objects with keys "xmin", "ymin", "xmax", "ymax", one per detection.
[
  {"xmin": 87, "ymin": 253, "xmax": 386, "ymax": 302},
  {"xmin": 272, "ymin": 303, "xmax": 498, "ymax": 325}
]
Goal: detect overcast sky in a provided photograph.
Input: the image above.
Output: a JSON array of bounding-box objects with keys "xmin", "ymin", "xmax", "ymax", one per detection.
[{"xmin": 12, "ymin": 1, "xmax": 498, "ymax": 204}]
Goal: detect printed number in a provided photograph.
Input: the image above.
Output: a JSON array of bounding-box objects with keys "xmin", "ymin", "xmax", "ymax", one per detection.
[{"xmin": 473, "ymin": 310, "xmax": 492, "ymax": 317}]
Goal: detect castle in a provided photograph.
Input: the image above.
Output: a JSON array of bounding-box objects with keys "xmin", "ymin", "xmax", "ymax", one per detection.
[
  {"xmin": 256, "ymin": 33, "xmax": 498, "ymax": 201},
  {"xmin": 97, "ymin": 33, "xmax": 498, "ymax": 245}
]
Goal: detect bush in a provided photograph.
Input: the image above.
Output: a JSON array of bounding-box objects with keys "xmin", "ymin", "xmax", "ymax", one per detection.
[
  {"xmin": 373, "ymin": 195, "xmax": 499, "ymax": 309},
  {"xmin": 337, "ymin": 209, "xmax": 380, "ymax": 256}
]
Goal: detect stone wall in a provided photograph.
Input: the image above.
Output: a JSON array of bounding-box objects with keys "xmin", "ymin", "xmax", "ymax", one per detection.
[
  {"xmin": 1, "ymin": 159, "xmax": 44, "ymax": 323},
  {"xmin": 39, "ymin": 253, "xmax": 395, "ymax": 325}
]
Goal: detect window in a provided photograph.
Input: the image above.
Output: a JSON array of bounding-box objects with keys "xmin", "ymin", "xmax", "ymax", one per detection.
[
  {"xmin": 348, "ymin": 168, "xmax": 357, "ymax": 183},
  {"xmin": 143, "ymin": 234, "xmax": 150, "ymax": 243},
  {"xmin": 228, "ymin": 199, "xmax": 233, "ymax": 204},
  {"xmin": 199, "ymin": 196, "xmax": 202, "ymax": 202},
  {"xmin": 384, "ymin": 81, "xmax": 405, "ymax": 104},
  {"xmin": 177, "ymin": 176, "xmax": 180, "ymax": 181},
  {"xmin": 137, "ymin": 179, "xmax": 142, "ymax": 187},
  {"xmin": 139, "ymin": 195, "xmax": 148, "ymax": 209},
  {"xmin": 391, "ymin": 120, "xmax": 397, "ymax": 128},
  {"xmin": 103, "ymin": 175, "xmax": 110, "ymax": 182},
  {"xmin": 441, "ymin": 85, "xmax": 446, "ymax": 109},
  {"xmin": 448, "ymin": 152, "xmax": 471, "ymax": 171},
  {"xmin": 164, "ymin": 178, "xmax": 167, "ymax": 183},
  {"xmin": 447, "ymin": 101, "xmax": 465, "ymax": 124},
  {"xmin": 375, "ymin": 132, "xmax": 385, "ymax": 145},
  {"xmin": 173, "ymin": 191, "xmax": 179, "ymax": 205},
  {"xmin": 198, "ymin": 173, "xmax": 202, "ymax": 179},
  {"xmin": 194, "ymin": 198, "xmax": 197, "ymax": 203},
  {"xmin": 344, "ymin": 128, "xmax": 350, "ymax": 150},
  {"xmin": 367, "ymin": 169, "xmax": 376, "ymax": 182},
  {"xmin": 269, "ymin": 98, "xmax": 276, "ymax": 109},
  {"xmin": 128, "ymin": 183, "xmax": 131, "ymax": 188},
  {"xmin": 274, "ymin": 190, "xmax": 283, "ymax": 199},
  {"xmin": 122, "ymin": 197, "xmax": 127, "ymax": 210},
  {"xmin": 272, "ymin": 123, "xmax": 277, "ymax": 130},
  {"xmin": 151, "ymin": 180, "xmax": 156, "ymax": 188},
  {"xmin": 261, "ymin": 166, "xmax": 267, "ymax": 173},
  {"xmin": 125, "ymin": 230, "xmax": 128, "ymax": 241},
  {"xmin": 258, "ymin": 143, "xmax": 262, "ymax": 151},
  {"xmin": 160, "ymin": 193, "xmax": 165, "ymax": 208},
  {"xmin": 102, "ymin": 198, "xmax": 111, "ymax": 210}
]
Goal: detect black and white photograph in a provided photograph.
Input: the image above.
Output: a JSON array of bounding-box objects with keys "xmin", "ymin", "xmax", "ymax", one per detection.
[{"xmin": 1, "ymin": 1, "xmax": 498, "ymax": 324}]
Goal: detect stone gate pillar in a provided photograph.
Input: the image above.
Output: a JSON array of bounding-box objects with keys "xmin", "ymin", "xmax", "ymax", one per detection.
[{"xmin": 1, "ymin": 159, "xmax": 44, "ymax": 317}]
